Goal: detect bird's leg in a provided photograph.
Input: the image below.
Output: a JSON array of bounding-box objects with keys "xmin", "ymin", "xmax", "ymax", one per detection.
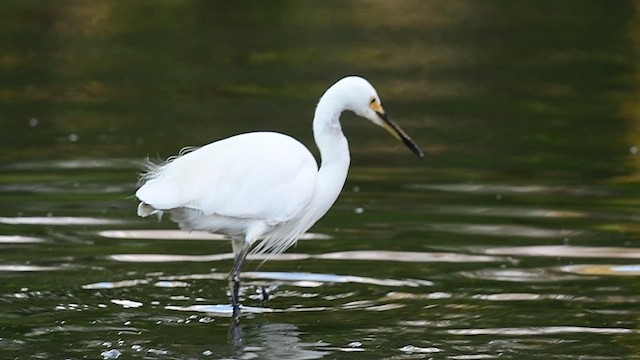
[
  {"xmin": 229, "ymin": 320, "xmax": 244, "ymax": 358},
  {"xmin": 229, "ymin": 242, "xmax": 251, "ymax": 323}
]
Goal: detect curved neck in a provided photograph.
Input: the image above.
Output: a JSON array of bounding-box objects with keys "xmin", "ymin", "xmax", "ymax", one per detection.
[
  {"xmin": 309, "ymin": 95, "xmax": 351, "ymax": 218},
  {"xmin": 313, "ymin": 100, "xmax": 349, "ymax": 167}
]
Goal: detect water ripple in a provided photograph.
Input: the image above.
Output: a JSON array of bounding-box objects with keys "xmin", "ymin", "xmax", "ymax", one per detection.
[
  {"xmin": 99, "ymin": 230, "xmax": 226, "ymax": 241},
  {"xmin": 447, "ymin": 326, "xmax": 635, "ymax": 336},
  {"xmin": 483, "ymin": 246, "xmax": 640, "ymax": 259},
  {"xmin": 400, "ymin": 344, "xmax": 443, "ymax": 354},
  {"xmin": 108, "ymin": 250, "xmax": 503, "ymax": 264},
  {"xmin": 428, "ymin": 223, "xmax": 580, "ymax": 238},
  {"xmin": 0, "ymin": 183, "xmax": 126, "ymax": 194},
  {"xmin": 386, "ymin": 291, "xmax": 600, "ymax": 303},
  {"xmin": 460, "ymin": 267, "xmax": 583, "ymax": 282},
  {"xmin": 0, "ymin": 217, "xmax": 124, "ymax": 226},
  {"xmin": 411, "ymin": 183, "xmax": 613, "ymax": 197},
  {"xmin": 165, "ymin": 304, "xmax": 272, "ymax": 316},
  {"xmin": 0, "ymin": 235, "xmax": 46, "ymax": 243},
  {"xmin": 472, "ymin": 293, "xmax": 583, "ymax": 301},
  {"xmin": 0, "ymin": 264, "xmax": 65, "ymax": 272},
  {"xmin": 111, "ymin": 299, "xmax": 144, "ymax": 308},
  {"xmin": 317, "ymin": 250, "xmax": 501, "ymax": 263},
  {"xmin": 167, "ymin": 300, "xmax": 409, "ymax": 315},
  {"xmin": 560, "ymin": 264, "xmax": 640, "ymax": 276},
  {"xmin": 243, "ymin": 271, "xmax": 431, "ymax": 287},
  {"xmin": 25, "ymin": 325, "xmax": 140, "ymax": 337},
  {"xmin": 385, "ymin": 291, "xmax": 453, "ymax": 300},
  {"xmin": 108, "ymin": 253, "xmax": 310, "ymax": 262},
  {"xmin": 98, "ymin": 229, "xmax": 331, "ymax": 240},
  {"xmin": 154, "ymin": 280, "xmax": 189, "ymax": 288},
  {"xmin": 425, "ymin": 205, "xmax": 586, "ymax": 219},
  {"xmin": 83, "ymin": 279, "xmax": 150, "ymax": 289},
  {"xmin": 2, "ymin": 158, "xmax": 139, "ymax": 170},
  {"xmin": 159, "ymin": 273, "xmax": 228, "ymax": 281}
]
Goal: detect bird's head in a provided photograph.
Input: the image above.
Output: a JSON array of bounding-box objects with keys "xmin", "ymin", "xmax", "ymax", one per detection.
[{"xmin": 332, "ymin": 76, "xmax": 424, "ymax": 158}]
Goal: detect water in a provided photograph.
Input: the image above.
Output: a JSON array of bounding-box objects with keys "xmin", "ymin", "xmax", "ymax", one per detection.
[{"xmin": 1, "ymin": 1, "xmax": 640, "ymax": 359}]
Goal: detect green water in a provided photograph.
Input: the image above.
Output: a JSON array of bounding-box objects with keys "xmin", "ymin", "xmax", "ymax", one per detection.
[{"xmin": 1, "ymin": 1, "xmax": 640, "ymax": 359}]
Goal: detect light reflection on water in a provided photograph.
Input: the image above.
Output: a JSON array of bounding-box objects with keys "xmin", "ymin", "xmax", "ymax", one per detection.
[
  {"xmin": 0, "ymin": 158, "xmax": 141, "ymax": 171},
  {"xmin": 461, "ymin": 267, "xmax": 585, "ymax": 282},
  {"xmin": 427, "ymin": 222, "xmax": 581, "ymax": 238},
  {"xmin": 1, "ymin": 171, "xmax": 640, "ymax": 358},
  {"xmin": 0, "ymin": 265, "xmax": 65, "ymax": 272},
  {"xmin": 484, "ymin": 245, "xmax": 640, "ymax": 259},
  {"xmin": 447, "ymin": 326, "xmax": 635, "ymax": 336},
  {"xmin": 411, "ymin": 183, "xmax": 615, "ymax": 197},
  {"xmin": 0, "ymin": 183, "xmax": 127, "ymax": 194},
  {"xmin": 107, "ymin": 249, "xmax": 502, "ymax": 264},
  {"xmin": 1, "ymin": 1, "xmax": 640, "ymax": 357},
  {"xmin": 98, "ymin": 229, "xmax": 331, "ymax": 241},
  {"xmin": 561, "ymin": 264, "xmax": 640, "ymax": 276},
  {"xmin": 0, "ymin": 216, "xmax": 125, "ymax": 225},
  {"xmin": 423, "ymin": 204, "xmax": 588, "ymax": 219},
  {"xmin": 0, "ymin": 235, "xmax": 46, "ymax": 243}
]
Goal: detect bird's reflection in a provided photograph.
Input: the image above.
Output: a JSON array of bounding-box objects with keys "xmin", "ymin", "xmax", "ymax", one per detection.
[
  {"xmin": 229, "ymin": 320, "xmax": 328, "ymax": 360},
  {"xmin": 229, "ymin": 321, "xmax": 245, "ymax": 359}
]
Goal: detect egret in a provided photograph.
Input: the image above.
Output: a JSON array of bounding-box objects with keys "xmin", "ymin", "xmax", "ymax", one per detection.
[{"xmin": 135, "ymin": 76, "xmax": 424, "ymax": 321}]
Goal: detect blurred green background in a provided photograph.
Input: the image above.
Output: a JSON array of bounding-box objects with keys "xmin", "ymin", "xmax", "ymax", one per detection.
[{"xmin": 1, "ymin": 1, "xmax": 640, "ymax": 359}]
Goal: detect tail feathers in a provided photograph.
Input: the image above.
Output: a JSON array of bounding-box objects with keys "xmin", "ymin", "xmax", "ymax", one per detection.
[{"xmin": 137, "ymin": 202, "xmax": 164, "ymax": 221}]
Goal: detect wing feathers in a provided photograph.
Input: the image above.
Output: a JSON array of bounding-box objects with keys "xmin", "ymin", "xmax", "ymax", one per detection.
[{"xmin": 136, "ymin": 132, "xmax": 318, "ymax": 223}]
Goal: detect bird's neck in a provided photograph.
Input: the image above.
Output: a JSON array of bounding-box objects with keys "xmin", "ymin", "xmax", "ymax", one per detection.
[
  {"xmin": 310, "ymin": 99, "xmax": 351, "ymax": 218},
  {"xmin": 313, "ymin": 101, "xmax": 349, "ymax": 166}
]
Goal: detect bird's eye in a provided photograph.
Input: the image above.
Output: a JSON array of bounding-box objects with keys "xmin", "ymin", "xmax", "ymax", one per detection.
[{"xmin": 370, "ymin": 98, "xmax": 376, "ymax": 104}]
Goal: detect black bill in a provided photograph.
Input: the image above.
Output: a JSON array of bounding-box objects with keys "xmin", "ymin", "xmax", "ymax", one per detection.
[{"xmin": 377, "ymin": 111, "xmax": 425, "ymax": 158}]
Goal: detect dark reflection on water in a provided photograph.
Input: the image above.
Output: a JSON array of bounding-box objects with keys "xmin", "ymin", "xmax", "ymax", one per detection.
[{"xmin": 1, "ymin": 0, "xmax": 640, "ymax": 359}]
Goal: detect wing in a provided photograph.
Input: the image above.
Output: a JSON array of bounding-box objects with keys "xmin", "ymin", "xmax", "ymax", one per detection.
[{"xmin": 136, "ymin": 132, "xmax": 319, "ymax": 223}]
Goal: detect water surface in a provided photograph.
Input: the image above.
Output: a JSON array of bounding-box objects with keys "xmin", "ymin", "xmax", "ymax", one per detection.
[{"xmin": 1, "ymin": 1, "xmax": 640, "ymax": 359}]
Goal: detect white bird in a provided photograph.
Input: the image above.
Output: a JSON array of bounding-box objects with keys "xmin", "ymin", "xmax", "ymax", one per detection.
[{"xmin": 135, "ymin": 76, "xmax": 423, "ymax": 321}]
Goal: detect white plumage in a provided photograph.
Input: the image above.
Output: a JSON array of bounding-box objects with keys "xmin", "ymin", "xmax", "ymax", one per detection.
[
  {"xmin": 135, "ymin": 76, "xmax": 423, "ymax": 320},
  {"xmin": 137, "ymin": 131, "xmax": 322, "ymax": 255}
]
